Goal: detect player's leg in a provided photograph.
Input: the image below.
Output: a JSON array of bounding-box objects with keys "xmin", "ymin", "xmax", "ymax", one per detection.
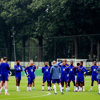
[
  {"xmin": 42, "ymin": 76, "xmax": 46, "ymax": 91},
  {"xmin": 29, "ymin": 77, "xmax": 32, "ymax": 91},
  {"xmin": 27, "ymin": 77, "xmax": 31, "ymax": 91},
  {"xmin": 98, "ymin": 79, "xmax": 100, "ymax": 95},
  {"xmin": 16, "ymin": 77, "xmax": 20, "ymax": 91},
  {"xmin": 47, "ymin": 76, "xmax": 50, "ymax": 91},
  {"xmin": 50, "ymin": 78, "xmax": 52, "ymax": 90},
  {"xmin": 89, "ymin": 76, "xmax": 94, "ymax": 91},
  {"xmin": 5, "ymin": 76, "xmax": 10, "ymax": 95},
  {"xmin": 74, "ymin": 77, "xmax": 79, "ymax": 92},
  {"xmin": 32, "ymin": 79, "xmax": 36, "ymax": 90},
  {"xmin": 68, "ymin": 77, "xmax": 71, "ymax": 91},
  {"xmin": 72, "ymin": 76, "xmax": 76, "ymax": 91},
  {"xmin": 79, "ymin": 77, "xmax": 84, "ymax": 92},
  {"xmin": 0, "ymin": 81, "xmax": 3, "ymax": 94},
  {"xmin": 3, "ymin": 82, "xmax": 5, "ymax": 91},
  {"xmin": 82, "ymin": 80, "xmax": 85, "ymax": 91},
  {"xmin": 58, "ymin": 80, "xmax": 64, "ymax": 94},
  {"xmin": 78, "ymin": 80, "xmax": 80, "ymax": 91},
  {"xmin": 52, "ymin": 79, "xmax": 57, "ymax": 94},
  {"xmin": 32, "ymin": 75, "xmax": 36, "ymax": 90},
  {"xmin": 64, "ymin": 76, "xmax": 68, "ymax": 92},
  {"xmin": 62, "ymin": 81, "xmax": 64, "ymax": 90},
  {"xmin": 61, "ymin": 76, "xmax": 64, "ymax": 92}
]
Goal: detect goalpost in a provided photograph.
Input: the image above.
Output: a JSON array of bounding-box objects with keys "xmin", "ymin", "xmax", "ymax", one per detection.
[{"xmin": 57, "ymin": 58, "xmax": 87, "ymax": 66}]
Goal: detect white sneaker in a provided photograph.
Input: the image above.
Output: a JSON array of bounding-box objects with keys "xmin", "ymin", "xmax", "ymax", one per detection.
[
  {"xmin": 17, "ymin": 90, "xmax": 20, "ymax": 91},
  {"xmin": 89, "ymin": 89, "xmax": 92, "ymax": 91},
  {"xmin": 83, "ymin": 89, "xmax": 85, "ymax": 92}
]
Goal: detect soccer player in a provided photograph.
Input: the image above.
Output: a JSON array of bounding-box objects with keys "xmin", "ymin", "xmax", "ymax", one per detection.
[
  {"xmin": 75, "ymin": 61, "xmax": 86, "ymax": 92},
  {"xmin": 42, "ymin": 62, "xmax": 50, "ymax": 91},
  {"xmin": 61, "ymin": 59, "xmax": 69, "ymax": 90},
  {"xmin": 97, "ymin": 63, "xmax": 100, "ymax": 95},
  {"xmin": 82, "ymin": 67, "xmax": 88, "ymax": 91},
  {"xmin": 58, "ymin": 61, "xmax": 68, "ymax": 92},
  {"xmin": 25, "ymin": 60, "xmax": 36, "ymax": 91},
  {"xmin": 49, "ymin": 61, "xmax": 52, "ymax": 90},
  {"xmin": 0, "ymin": 57, "xmax": 10, "ymax": 95},
  {"xmin": 50, "ymin": 61, "xmax": 64, "ymax": 94},
  {"xmin": 0, "ymin": 58, "xmax": 3, "ymax": 86},
  {"xmin": 89, "ymin": 61, "xmax": 98, "ymax": 91},
  {"xmin": 14, "ymin": 60, "xmax": 23, "ymax": 91},
  {"xmin": 67, "ymin": 61, "xmax": 76, "ymax": 91}
]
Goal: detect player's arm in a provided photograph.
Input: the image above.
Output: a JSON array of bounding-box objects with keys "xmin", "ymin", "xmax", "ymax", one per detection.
[
  {"xmin": 67, "ymin": 66, "xmax": 69, "ymax": 74},
  {"xmin": 97, "ymin": 67, "xmax": 100, "ymax": 73},
  {"xmin": 59, "ymin": 67, "xmax": 61, "ymax": 73},
  {"xmin": 14, "ymin": 65, "xmax": 20, "ymax": 71},
  {"xmin": 24, "ymin": 67, "xmax": 28, "ymax": 73},
  {"xmin": 50, "ymin": 67, "xmax": 53, "ymax": 74},
  {"xmin": 76, "ymin": 67, "xmax": 79, "ymax": 73},
  {"xmin": 7, "ymin": 63, "xmax": 10, "ymax": 70},
  {"xmin": 74, "ymin": 67, "xmax": 76, "ymax": 74},
  {"xmin": 58, "ymin": 61, "xmax": 62, "ymax": 67},
  {"xmin": 42, "ymin": 66, "xmax": 45, "ymax": 73},
  {"xmin": 20, "ymin": 65, "xmax": 23, "ymax": 72},
  {"xmin": 81, "ymin": 67, "xmax": 85, "ymax": 73},
  {"xmin": 85, "ymin": 68, "xmax": 88, "ymax": 74}
]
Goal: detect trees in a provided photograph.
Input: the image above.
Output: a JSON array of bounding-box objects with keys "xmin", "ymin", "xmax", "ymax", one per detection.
[{"xmin": 0, "ymin": 0, "xmax": 100, "ymax": 61}]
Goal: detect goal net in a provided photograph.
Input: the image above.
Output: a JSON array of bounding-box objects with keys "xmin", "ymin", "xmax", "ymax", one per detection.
[{"xmin": 57, "ymin": 58, "xmax": 87, "ymax": 66}]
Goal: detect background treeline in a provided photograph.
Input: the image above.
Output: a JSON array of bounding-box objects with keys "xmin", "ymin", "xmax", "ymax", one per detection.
[{"xmin": 0, "ymin": 0, "xmax": 100, "ymax": 61}]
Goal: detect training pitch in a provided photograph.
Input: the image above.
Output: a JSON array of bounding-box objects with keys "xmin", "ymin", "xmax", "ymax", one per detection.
[{"xmin": 0, "ymin": 76, "xmax": 99, "ymax": 100}]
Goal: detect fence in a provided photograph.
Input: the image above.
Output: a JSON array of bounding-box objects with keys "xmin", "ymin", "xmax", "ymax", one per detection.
[{"xmin": 0, "ymin": 34, "xmax": 100, "ymax": 62}]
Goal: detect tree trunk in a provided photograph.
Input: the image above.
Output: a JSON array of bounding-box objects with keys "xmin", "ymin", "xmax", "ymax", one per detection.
[
  {"xmin": 29, "ymin": 37, "xmax": 31, "ymax": 61},
  {"xmin": 97, "ymin": 42, "xmax": 100, "ymax": 61},
  {"xmin": 71, "ymin": 42, "xmax": 74, "ymax": 58},
  {"xmin": 90, "ymin": 39, "xmax": 93, "ymax": 61},
  {"xmin": 38, "ymin": 36, "xmax": 43, "ymax": 61},
  {"xmin": 8, "ymin": 32, "xmax": 13, "ymax": 61},
  {"xmin": 22, "ymin": 36, "xmax": 25, "ymax": 61},
  {"xmin": 74, "ymin": 36, "xmax": 78, "ymax": 59}
]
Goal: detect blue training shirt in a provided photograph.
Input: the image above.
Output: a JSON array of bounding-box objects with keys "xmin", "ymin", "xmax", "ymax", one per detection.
[
  {"xmin": 42, "ymin": 65, "xmax": 50, "ymax": 75},
  {"xmin": 76, "ymin": 66, "xmax": 85, "ymax": 77},
  {"xmin": 25, "ymin": 65, "xmax": 36, "ymax": 77},
  {"xmin": 14, "ymin": 64, "xmax": 23, "ymax": 77},
  {"xmin": 68, "ymin": 65, "xmax": 76, "ymax": 76},
  {"xmin": 97, "ymin": 66, "xmax": 100, "ymax": 79},
  {"xmin": 91, "ymin": 65, "xmax": 98, "ymax": 76},
  {"xmin": 1, "ymin": 62, "xmax": 10, "ymax": 76}
]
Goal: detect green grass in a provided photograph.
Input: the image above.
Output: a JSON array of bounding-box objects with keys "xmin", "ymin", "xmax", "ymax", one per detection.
[{"xmin": 0, "ymin": 76, "xmax": 100, "ymax": 100}]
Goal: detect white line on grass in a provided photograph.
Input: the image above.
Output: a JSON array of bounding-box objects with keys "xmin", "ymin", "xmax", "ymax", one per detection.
[{"xmin": 1, "ymin": 92, "xmax": 51, "ymax": 100}]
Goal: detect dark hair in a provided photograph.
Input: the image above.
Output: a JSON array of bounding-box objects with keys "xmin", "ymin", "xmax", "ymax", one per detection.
[
  {"xmin": 3, "ymin": 57, "xmax": 7, "ymax": 61},
  {"xmin": 77, "ymin": 63, "xmax": 80, "ymax": 66},
  {"xmin": 80, "ymin": 61, "xmax": 83, "ymax": 64},
  {"xmin": 16, "ymin": 60, "xmax": 19, "ymax": 62},
  {"xmin": 49, "ymin": 61, "xmax": 51, "ymax": 66}
]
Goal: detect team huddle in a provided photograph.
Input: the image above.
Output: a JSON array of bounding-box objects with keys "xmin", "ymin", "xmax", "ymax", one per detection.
[{"xmin": 0, "ymin": 57, "xmax": 100, "ymax": 95}]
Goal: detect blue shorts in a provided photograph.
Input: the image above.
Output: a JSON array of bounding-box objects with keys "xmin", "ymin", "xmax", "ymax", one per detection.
[
  {"xmin": 52, "ymin": 79, "xmax": 60, "ymax": 84},
  {"xmin": 28, "ymin": 76, "xmax": 35, "ymax": 84},
  {"xmin": 1, "ymin": 76, "xmax": 8, "ymax": 81},
  {"xmin": 43, "ymin": 75, "xmax": 50, "ymax": 83},
  {"xmin": 76, "ymin": 77, "xmax": 84, "ymax": 83},
  {"xmin": 91, "ymin": 75, "xmax": 97, "ymax": 81},
  {"xmin": 61, "ymin": 75, "xmax": 67, "ymax": 82},
  {"xmin": 0, "ymin": 77, "xmax": 1, "ymax": 81},
  {"xmin": 68, "ymin": 75, "xmax": 75, "ymax": 82},
  {"xmin": 15, "ymin": 76, "xmax": 21, "ymax": 80}
]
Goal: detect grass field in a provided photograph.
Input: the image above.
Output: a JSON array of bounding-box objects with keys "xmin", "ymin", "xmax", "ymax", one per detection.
[{"xmin": 0, "ymin": 76, "xmax": 100, "ymax": 100}]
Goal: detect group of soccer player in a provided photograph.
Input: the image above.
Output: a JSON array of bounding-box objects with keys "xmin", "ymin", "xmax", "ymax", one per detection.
[
  {"xmin": 41, "ymin": 59, "xmax": 100, "ymax": 95},
  {"xmin": 0, "ymin": 57, "xmax": 100, "ymax": 95}
]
